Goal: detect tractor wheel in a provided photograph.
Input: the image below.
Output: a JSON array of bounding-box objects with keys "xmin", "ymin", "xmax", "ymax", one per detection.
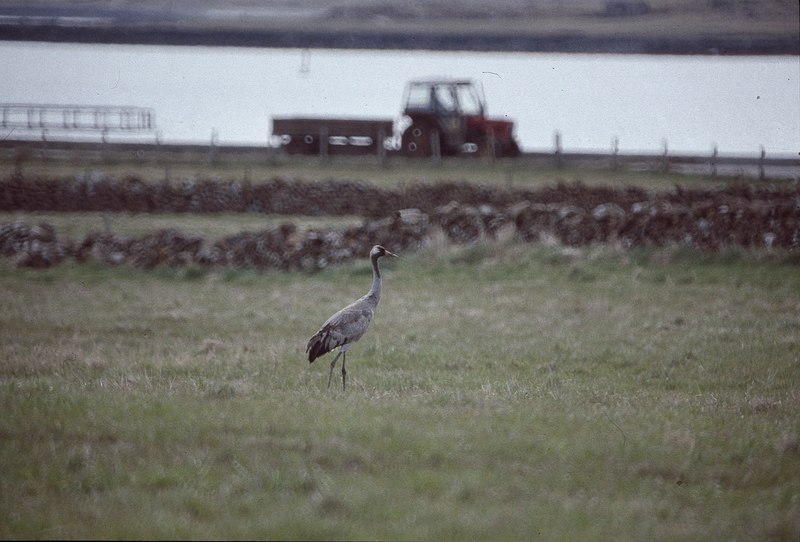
[{"xmin": 401, "ymin": 123, "xmax": 434, "ymax": 158}]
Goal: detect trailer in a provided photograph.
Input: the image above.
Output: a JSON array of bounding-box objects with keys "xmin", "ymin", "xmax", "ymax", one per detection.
[
  {"xmin": 272, "ymin": 79, "xmax": 520, "ymax": 159},
  {"xmin": 271, "ymin": 117, "xmax": 392, "ymax": 156}
]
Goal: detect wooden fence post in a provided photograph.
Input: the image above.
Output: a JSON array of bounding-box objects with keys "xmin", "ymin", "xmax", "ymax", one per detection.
[
  {"xmin": 488, "ymin": 126, "xmax": 496, "ymax": 163},
  {"xmin": 319, "ymin": 126, "xmax": 329, "ymax": 161},
  {"xmin": 101, "ymin": 128, "xmax": 110, "ymax": 163},
  {"xmin": 377, "ymin": 126, "xmax": 386, "ymax": 166},
  {"xmin": 554, "ymin": 130, "xmax": 562, "ymax": 169},
  {"xmin": 711, "ymin": 143, "xmax": 718, "ymax": 177},
  {"xmin": 208, "ymin": 128, "xmax": 218, "ymax": 164},
  {"xmin": 431, "ymin": 129, "xmax": 441, "ymax": 164},
  {"xmin": 39, "ymin": 129, "xmax": 48, "ymax": 163}
]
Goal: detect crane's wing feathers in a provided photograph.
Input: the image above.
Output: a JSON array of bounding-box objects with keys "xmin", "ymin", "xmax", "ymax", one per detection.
[{"xmin": 306, "ymin": 302, "xmax": 375, "ymax": 363}]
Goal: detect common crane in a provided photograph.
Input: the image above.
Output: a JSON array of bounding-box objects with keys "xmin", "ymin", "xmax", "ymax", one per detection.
[{"xmin": 306, "ymin": 245, "xmax": 398, "ymax": 390}]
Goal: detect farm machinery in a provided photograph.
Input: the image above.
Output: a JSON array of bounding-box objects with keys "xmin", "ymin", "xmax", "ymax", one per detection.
[{"xmin": 272, "ymin": 79, "xmax": 520, "ymax": 158}]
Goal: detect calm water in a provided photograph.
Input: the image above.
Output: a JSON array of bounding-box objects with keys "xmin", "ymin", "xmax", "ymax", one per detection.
[{"xmin": 1, "ymin": 41, "xmax": 798, "ymax": 156}]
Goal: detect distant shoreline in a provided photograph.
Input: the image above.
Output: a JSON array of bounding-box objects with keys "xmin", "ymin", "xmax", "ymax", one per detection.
[{"xmin": 1, "ymin": 24, "xmax": 797, "ymax": 56}]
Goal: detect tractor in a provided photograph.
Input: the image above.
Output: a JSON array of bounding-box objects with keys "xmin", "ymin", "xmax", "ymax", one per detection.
[
  {"xmin": 398, "ymin": 78, "xmax": 520, "ymax": 158},
  {"xmin": 271, "ymin": 78, "xmax": 520, "ymax": 158}
]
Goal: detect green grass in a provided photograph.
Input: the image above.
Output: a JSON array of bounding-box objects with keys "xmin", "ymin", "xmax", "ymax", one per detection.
[
  {"xmin": 1, "ymin": 241, "xmax": 799, "ymax": 539},
  {"xmin": 0, "ymin": 211, "xmax": 362, "ymax": 239},
  {"xmin": 2, "ymin": 154, "xmax": 748, "ymax": 191}
]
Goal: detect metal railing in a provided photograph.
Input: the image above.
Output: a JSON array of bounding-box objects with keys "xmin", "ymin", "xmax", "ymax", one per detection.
[{"xmin": 0, "ymin": 104, "xmax": 155, "ymax": 133}]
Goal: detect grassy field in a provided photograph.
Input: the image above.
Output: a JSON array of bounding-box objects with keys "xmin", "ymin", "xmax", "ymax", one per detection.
[
  {"xmin": 1, "ymin": 239, "xmax": 799, "ymax": 539},
  {"xmin": 0, "ymin": 211, "xmax": 363, "ymax": 240},
  {"xmin": 2, "ymin": 154, "xmax": 748, "ymax": 191}
]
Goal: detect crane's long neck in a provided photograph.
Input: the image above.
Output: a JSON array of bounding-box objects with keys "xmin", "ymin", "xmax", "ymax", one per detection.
[{"xmin": 366, "ymin": 253, "xmax": 382, "ymax": 302}]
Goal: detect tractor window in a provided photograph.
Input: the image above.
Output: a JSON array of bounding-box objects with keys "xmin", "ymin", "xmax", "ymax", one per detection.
[
  {"xmin": 404, "ymin": 82, "xmax": 484, "ymax": 115},
  {"xmin": 405, "ymin": 84, "xmax": 431, "ymax": 111},
  {"xmin": 433, "ymin": 85, "xmax": 456, "ymax": 113},
  {"xmin": 456, "ymin": 85, "xmax": 483, "ymax": 115}
]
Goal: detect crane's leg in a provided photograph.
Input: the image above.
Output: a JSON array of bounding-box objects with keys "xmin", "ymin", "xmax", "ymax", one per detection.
[
  {"xmin": 327, "ymin": 350, "xmax": 344, "ymax": 389},
  {"xmin": 341, "ymin": 353, "xmax": 347, "ymax": 391}
]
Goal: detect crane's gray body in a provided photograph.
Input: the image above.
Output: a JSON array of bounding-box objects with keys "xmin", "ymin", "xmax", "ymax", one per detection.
[
  {"xmin": 305, "ymin": 245, "xmax": 396, "ymax": 389},
  {"xmin": 306, "ymin": 291, "xmax": 378, "ymax": 362}
]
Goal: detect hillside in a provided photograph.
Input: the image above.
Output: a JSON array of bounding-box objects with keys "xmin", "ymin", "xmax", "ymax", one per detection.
[{"xmin": 1, "ymin": 0, "xmax": 798, "ymax": 55}]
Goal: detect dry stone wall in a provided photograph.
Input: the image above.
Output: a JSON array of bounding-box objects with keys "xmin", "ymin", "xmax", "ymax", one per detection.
[{"xmin": 1, "ymin": 174, "xmax": 799, "ymax": 269}]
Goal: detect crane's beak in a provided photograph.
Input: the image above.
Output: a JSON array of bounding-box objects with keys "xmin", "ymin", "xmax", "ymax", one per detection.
[{"xmin": 385, "ymin": 250, "xmax": 399, "ymax": 258}]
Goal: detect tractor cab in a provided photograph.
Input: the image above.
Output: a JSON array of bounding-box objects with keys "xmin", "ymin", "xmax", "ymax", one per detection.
[
  {"xmin": 403, "ymin": 79, "xmax": 486, "ymax": 117},
  {"xmin": 399, "ymin": 79, "xmax": 519, "ymax": 158}
]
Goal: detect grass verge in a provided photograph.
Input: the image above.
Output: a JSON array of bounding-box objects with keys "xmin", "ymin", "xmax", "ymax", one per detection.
[
  {"xmin": 1, "ymin": 154, "xmax": 751, "ymax": 191},
  {"xmin": 1, "ymin": 242, "xmax": 798, "ymax": 539},
  {"xmin": 0, "ymin": 211, "xmax": 362, "ymax": 239}
]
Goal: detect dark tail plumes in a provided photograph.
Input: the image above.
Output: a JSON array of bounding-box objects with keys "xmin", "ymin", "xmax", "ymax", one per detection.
[{"xmin": 306, "ymin": 328, "xmax": 331, "ymax": 363}]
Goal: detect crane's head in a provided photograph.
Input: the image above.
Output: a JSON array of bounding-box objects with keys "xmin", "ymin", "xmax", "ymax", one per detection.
[{"xmin": 371, "ymin": 245, "xmax": 399, "ymax": 259}]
